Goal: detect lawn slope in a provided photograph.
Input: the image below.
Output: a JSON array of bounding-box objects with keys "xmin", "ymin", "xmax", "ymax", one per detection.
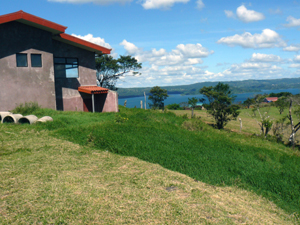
[{"xmin": 0, "ymin": 125, "xmax": 297, "ymax": 224}]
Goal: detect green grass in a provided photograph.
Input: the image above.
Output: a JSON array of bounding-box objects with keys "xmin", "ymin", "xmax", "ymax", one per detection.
[
  {"xmin": 17, "ymin": 106, "xmax": 299, "ymax": 217},
  {"xmin": 1, "ymin": 126, "xmax": 295, "ymax": 224}
]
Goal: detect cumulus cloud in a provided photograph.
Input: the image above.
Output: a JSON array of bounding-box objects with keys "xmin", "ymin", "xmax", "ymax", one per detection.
[
  {"xmin": 217, "ymin": 29, "xmax": 286, "ymax": 49},
  {"xmin": 116, "ymin": 40, "xmax": 216, "ymax": 87},
  {"xmin": 224, "ymin": 10, "xmax": 235, "ymax": 18},
  {"xmin": 283, "ymin": 44, "xmax": 300, "ymax": 52},
  {"xmin": 48, "ymin": 0, "xmax": 132, "ymax": 4},
  {"xmin": 294, "ymin": 55, "xmax": 300, "ymax": 62},
  {"xmin": 71, "ymin": 33, "xmax": 118, "ymax": 57},
  {"xmin": 196, "ymin": 0, "xmax": 204, "ymax": 10},
  {"xmin": 140, "ymin": 0, "xmax": 189, "ymax": 10},
  {"xmin": 120, "ymin": 40, "xmax": 213, "ymax": 66},
  {"xmin": 284, "ymin": 16, "xmax": 300, "ymax": 27},
  {"xmin": 249, "ymin": 53, "xmax": 282, "ymax": 62},
  {"xmin": 289, "ymin": 64, "xmax": 300, "ymax": 68},
  {"xmin": 72, "ymin": 33, "xmax": 112, "ymax": 48},
  {"xmin": 236, "ymin": 5, "xmax": 265, "ymax": 22}
]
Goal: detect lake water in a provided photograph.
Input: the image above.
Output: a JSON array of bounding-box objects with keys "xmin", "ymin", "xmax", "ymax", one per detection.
[{"xmin": 118, "ymin": 88, "xmax": 300, "ymax": 108}]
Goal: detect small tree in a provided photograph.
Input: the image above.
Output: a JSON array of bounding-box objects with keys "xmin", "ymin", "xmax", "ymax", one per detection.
[
  {"xmin": 275, "ymin": 97, "xmax": 289, "ymax": 114},
  {"xmin": 251, "ymin": 106, "xmax": 273, "ymax": 138},
  {"xmin": 148, "ymin": 86, "xmax": 169, "ymax": 109},
  {"xmin": 96, "ymin": 54, "xmax": 142, "ymax": 90},
  {"xmin": 243, "ymin": 97, "xmax": 255, "ymax": 109},
  {"xmin": 199, "ymin": 82, "xmax": 240, "ymax": 129},
  {"xmin": 188, "ymin": 97, "xmax": 198, "ymax": 118}
]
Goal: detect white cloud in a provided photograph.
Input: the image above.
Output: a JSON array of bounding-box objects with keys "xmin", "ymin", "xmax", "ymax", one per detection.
[
  {"xmin": 71, "ymin": 34, "xmax": 118, "ymax": 57},
  {"xmin": 217, "ymin": 29, "xmax": 286, "ymax": 49},
  {"xmin": 116, "ymin": 40, "xmax": 216, "ymax": 87},
  {"xmin": 284, "ymin": 16, "xmax": 300, "ymax": 27},
  {"xmin": 196, "ymin": 0, "xmax": 204, "ymax": 10},
  {"xmin": 72, "ymin": 33, "xmax": 111, "ymax": 48},
  {"xmin": 224, "ymin": 10, "xmax": 234, "ymax": 18},
  {"xmin": 140, "ymin": 0, "xmax": 189, "ymax": 10},
  {"xmin": 120, "ymin": 40, "xmax": 140, "ymax": 55},
  {"xmin": 120, "ymin": 40, "xmax": 213, "ymax": 66},
  {"xmin": 289, "ymin": 64, "xmax": 300, "ymax": 68},
  {"xmin": 236, "ymin": 5, "xmax": 265, "ymax": 23},
  {"xmin": 48, "ymin": 0, "xmax": 132, "ymax": 4},
  {"xmin": 294, "ymin": 55, "xmax": 300, "ymax": 62},
  {"xmin": 283, "ymin": 44, "xmax": 300, "ymax": 52},
  {"xmin": 249, "ymin": 53, "xmax": 282, "ymax": 62}
]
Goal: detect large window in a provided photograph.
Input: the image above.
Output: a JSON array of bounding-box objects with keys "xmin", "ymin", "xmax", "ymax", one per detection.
[
  {"xmin": 31, "ymin": 54, "xmax": 42, "ymax": 67},
  {"xmin": 54, "ymin": 57, "xmax": 78, "ymax": 78},
  {"xmin": 16, "ymin": 53, "xmax": 28, "ymax": 67}
]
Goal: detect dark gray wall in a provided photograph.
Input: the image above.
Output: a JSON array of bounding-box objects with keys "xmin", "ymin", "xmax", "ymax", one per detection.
[{"xmin": 52, "ymin": 40, "xmax": 97, "ymax": 111}]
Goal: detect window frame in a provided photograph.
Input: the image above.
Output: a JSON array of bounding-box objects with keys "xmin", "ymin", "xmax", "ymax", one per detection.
[
  {"xmin": 54, "ymin": 57, "xmax": 79, "ymax": 78},
  {"xmin": 16, "ymin": 53, "xmax": 28, "ymax": 67},
  {"xmin": 31, "ymin": 54, "xmax": 42, "ymax": 67}
]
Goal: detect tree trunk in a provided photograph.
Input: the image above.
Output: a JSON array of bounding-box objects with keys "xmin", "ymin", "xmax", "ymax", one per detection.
[{"xmin": 288, "ymin": 99, "xmax": 295, "ymax": 149}]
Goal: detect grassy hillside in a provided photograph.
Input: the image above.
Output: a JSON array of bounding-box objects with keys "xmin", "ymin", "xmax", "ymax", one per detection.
[
  {"xmin": 117, "ymin": 77, "xmax": 300, "ymax": 98},
  {"xmin": 1, "ymin": 107, "xmax": 300, "ymax": 223}
]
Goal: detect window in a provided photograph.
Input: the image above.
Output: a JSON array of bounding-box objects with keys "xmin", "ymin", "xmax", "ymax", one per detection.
[
  {"xmin": 31, "ymin": 54, "xmax": 42, "ymax": 67},
  {"xmin": 54, "ymin": 57, "xmax": 78, "ymax": 78},
  {"xmin": 16, "ymin": 53, "xmax": 28, "ymax": 67}
]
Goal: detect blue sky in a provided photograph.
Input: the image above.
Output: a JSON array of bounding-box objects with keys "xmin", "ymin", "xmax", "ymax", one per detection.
[{"xmin": 2, "ymin": 0, "xmax": 300, "ymax": 88}]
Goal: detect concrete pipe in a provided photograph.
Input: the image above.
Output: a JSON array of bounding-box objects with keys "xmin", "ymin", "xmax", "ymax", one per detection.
[
  {"xmin": 36, "ymin": 116, "xmax": 53, "ymax": 123},
  {"xmin": 19, "ymin": 115, "xmax": 38, "ymax": 124},
  {"xmin": 2, "ymin": 114, "xmax": 23, "ymax": 124},
  {"xmin": 0, "ymin": 112, "xmax": 12, "ymax": 123}
]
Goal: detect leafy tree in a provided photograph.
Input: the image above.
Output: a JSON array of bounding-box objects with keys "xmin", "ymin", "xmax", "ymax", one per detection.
[
  {"xmin": 200, "ymin": 82, "xmax": 240, "ymax": 129},
  {"xmin": 243, "ymin": 97, "xmax": 255, "ymax": 109},
  {"xmin": 275, "ymin": 97, "xmax": 289, "ymax": 114},
  {"xmin": 269, "ymin": 92, "xmax": 292, "ymax": 98},
  {"xmin": 166, "ymin": 103, "xmax": 182, "ymax": 110},
  {"xmin": 188, "ymin": 97, "xmax": 198, "ymax": 118},
  {"xmin": 96, "ymin": 54, "xmax": 142, "ymax": 90},
  {"xmin": 148, "ymin": 86, "xmax": 169, "ymax": 109}
]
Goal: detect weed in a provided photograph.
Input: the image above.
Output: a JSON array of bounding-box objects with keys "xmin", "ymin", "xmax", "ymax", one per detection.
[{"xmin": 12, "ymin": 102, "xmax": 41, "ymax": 115}]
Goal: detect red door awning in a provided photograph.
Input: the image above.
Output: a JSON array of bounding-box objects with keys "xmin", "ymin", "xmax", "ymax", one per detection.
[{"xmin": 78, "ymin": 86, "xmax": 109, "ymax": 94}]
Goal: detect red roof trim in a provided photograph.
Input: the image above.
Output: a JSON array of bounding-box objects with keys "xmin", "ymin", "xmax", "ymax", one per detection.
[
  {"xmin": 78, "ymin": 86, "xmax": 109, "ymax": 94},
  {"xmin": 0, "ymin": 10, "xmax": 67, "ymax": 33},
  {"xmin": 58, "ymin": 33, "xmax": 111, "ymax": 54}
]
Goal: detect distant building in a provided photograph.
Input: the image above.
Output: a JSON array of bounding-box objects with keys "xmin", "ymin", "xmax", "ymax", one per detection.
[
  {"xmin": 0, "ymin": 10, "xmax": 118, "ymax": 113},
  {"xmin": 264, "ymin": 97, "xmax": 278, "ymax": 103}
]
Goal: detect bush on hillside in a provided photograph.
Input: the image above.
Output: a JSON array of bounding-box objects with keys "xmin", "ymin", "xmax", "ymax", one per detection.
[{"xmin": 12, "ymin": 102, "xmax": 41, "ymax": 115}]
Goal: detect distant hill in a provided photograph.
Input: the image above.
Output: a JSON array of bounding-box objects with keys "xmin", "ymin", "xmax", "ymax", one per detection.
[{"xmin": 117, "ymin": 77, "xmax": 300, "ymax": 98}]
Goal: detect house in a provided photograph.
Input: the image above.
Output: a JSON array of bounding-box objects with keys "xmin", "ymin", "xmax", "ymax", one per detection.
[
  {"xmin": 0, "ymin": 10, "xmax": 118, "ymax": 113},
  {"xmin": 264, "ymin": 97, "xmax": 278, "ymax": 103}
]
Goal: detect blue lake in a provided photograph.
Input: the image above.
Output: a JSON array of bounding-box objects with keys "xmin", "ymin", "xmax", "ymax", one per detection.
[{"xmin": 118, "ymin": 88, "xmax": 300, "ymax": 108}]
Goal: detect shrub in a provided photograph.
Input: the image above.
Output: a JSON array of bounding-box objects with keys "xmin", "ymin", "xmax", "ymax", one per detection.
[
  {"xmin": 12, "ymin": 102, "xmax": 41, "ymax": 115},
  {"xmin": 166, "ymin": 103, "xmax": 183, "ymax": 110}
]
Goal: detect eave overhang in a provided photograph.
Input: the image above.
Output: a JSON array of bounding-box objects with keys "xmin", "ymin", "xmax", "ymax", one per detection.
[
  {"xmin": 53, "ymin": 33, "xmax": 111, "ymax": 55},
  {"xmin": 0, "ymin": 10, "xmax": 67, "ymax": 34}
]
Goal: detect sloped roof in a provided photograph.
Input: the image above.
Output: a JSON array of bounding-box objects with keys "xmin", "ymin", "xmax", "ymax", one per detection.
[
  {"xmin": 0, "ymin": 10, "xmax": 111, "ymax": 55},
  {"xmin": 265, "ymin": 97, "xmax": 278, "ymax": 102},
  {"xmin": 0, "ymin": 10, "xmax": 66, "ymax": 34}
]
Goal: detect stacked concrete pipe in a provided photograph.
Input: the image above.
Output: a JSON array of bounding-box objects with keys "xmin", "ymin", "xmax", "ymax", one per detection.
[
  {"xmin": 0, "ymin": 112, "xmax": 12, "ymax": 123},
  {"xmin": 36, "ymin": 116, "xmax": 53, "ymax": 123},
  {"xmin": 19, "ymin": 115, "xmax": 38, "ymax": 124},
  {"xmin": 2, "ymin": 114, "xmax": 23, "ymax": 124}
]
